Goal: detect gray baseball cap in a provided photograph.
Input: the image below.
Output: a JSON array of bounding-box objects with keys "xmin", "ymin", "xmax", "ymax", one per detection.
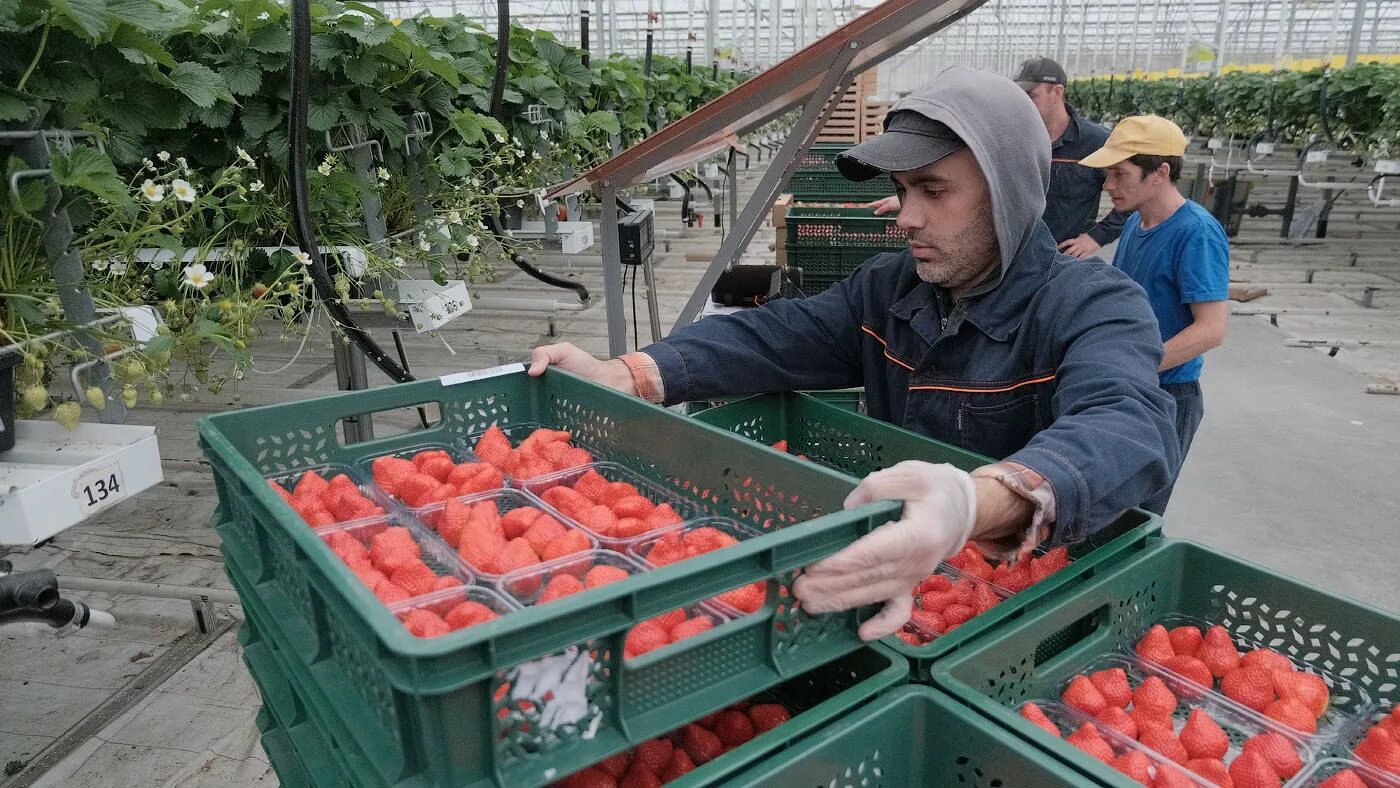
[
  {"xmin": 835, "ymin": 110, "xmax": 966, "ymax": 182},
  {"xmin": 1013, "ymin": 57, "xmax": 1068, "ymax": 90}
]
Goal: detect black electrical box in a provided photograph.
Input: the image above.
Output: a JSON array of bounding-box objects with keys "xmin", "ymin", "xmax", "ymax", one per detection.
[{"xmin": 619, "ymin": 208, "xmax": 654, "ymax": 266}]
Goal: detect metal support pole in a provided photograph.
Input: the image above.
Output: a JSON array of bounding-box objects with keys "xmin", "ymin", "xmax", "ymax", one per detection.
[
  {"xmin": 642, "ymin": 256, "xmax": 662, "ymax": 343},
  {"xmin": 1213, "ymin": 0, "xmax": 1231, "ymax": 74},
  {"xmin": 1274, "ymin": 0, "xmax": 1293, "ymax": 68},
  {"xmin": 1144, "ymin": 0, "xmax": 1162, "ymax": 75},
  {"xmin": 599, "ymin": 182, "xmax": 628, "ymax": 356},
  {"xmin": 1345, "ymin": 0, "xmax": 1366, "ymax": 66},
  {"xmin": 671, "ymin": 43, "xmax": 859, "ymax": 332},
  {"xmin": 706, "ymin": 0, "xmax": 718, "ymax": 66},
  {"xmin": 727, "ymin": 147, "xmax": 738, "ymax": 229},
  {"xmin": 1280, "ymin": 176, "xmax": 1299, "ymax": 238}
]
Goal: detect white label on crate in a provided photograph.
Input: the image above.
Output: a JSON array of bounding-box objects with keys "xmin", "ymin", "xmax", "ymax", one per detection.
[
  {"xmin": 73, "ymin": 462, "xmax": 126, "ymax": 515},
  {"xmin": 1307, "ymin": 149, "xmax": 1330, "ymax": 163},
  {"xmin": 1375, "ymin": 160, "xmax": 1400, "ymax": 175},
  {"xmin": 509, "ymin": 648, "xmax": 601, "ymax": 737},
  {"xmin": 440, "ymin": 363, "xmax": 525, "ymax": 387},
  {"xmin": 1208, "ymin": 137, "xmax": 1225, "ymax": 150}
]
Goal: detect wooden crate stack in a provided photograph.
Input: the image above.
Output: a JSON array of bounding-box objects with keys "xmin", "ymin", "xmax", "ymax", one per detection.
[
  {"xmin": 862, "ymin": 99, "xmax": 891, "ymax": 141},
  {"xmin": 815, "ymin": 68, "xmax": 881, "ymax": 144},
  {"xmin": 772, "ymin": 193, "xmax": 793, "ymax": 268}
]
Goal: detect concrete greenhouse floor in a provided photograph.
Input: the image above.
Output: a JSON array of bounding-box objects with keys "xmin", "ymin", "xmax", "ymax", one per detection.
[{"xmin": 2, "ymin": 156, "xmax": 1398, "ymax": 787}]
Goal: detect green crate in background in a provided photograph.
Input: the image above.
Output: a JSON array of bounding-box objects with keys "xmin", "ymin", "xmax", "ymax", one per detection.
[
  {"xmin": 785, "ymin": 206, "xmax": 905, "ymax": 249},
  {"xmin": 786, "ymin": 170, "xmax": 893, "ymax": 201},
  {"xmin": 933, "ymin": 539, "xmax": 1400, "ymax": 786},
  {"xmin": 784, "ymin": 245, "xmax": 895, "ymax": 297},
  {"xmin": 726, "ymin": 685, "xmax": 1097, "ymax": 786},
  {"xmin": 693, "ymin": 392, "xmax": 1162, "ymax": 674},
  {"xmin": 793, "ymin": 143, "xmax": 854, "ymax": 173},
  {"xmin": 198, "ymin": 369, "xmax": 902, "ymax": 788}
]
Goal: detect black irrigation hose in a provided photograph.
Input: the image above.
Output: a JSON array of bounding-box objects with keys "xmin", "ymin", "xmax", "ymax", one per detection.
[
  {"xmin": 481, "ymin": 0, "xmax": 590, "ymax": 305},
  {"xmin": 289, "ymin": 0, "xmax": 412, "ymax": 383}
]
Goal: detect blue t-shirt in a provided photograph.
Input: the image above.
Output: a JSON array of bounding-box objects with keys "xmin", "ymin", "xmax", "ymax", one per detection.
[{"xmin": 1112, "ymin": 201, "xmax": 1230, "ymax": 384}]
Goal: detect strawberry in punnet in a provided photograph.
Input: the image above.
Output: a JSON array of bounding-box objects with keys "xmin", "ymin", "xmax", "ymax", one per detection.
[
  {"xmin": 1195, "ymin": 626, "xmax": 1242, "ymax": 678},
  {"xmin": 713, "ymin": 709, "xmax": 756, "ymax": 748},
  {"xmin": 909, "ymin": 609, "xmax": 944, "ymax": 634},
  {"xmin": 644, "ymin": 503, "xmax": 685, "ymax": 531},
  {"xmin": 577, "ymin": 505, "xmax": 619, "ymax": 537},
  {"xmin": 473, "ymin": 426, "xmax": 513, "ymax": 466},
  {"xmin": 632, "ymin": 738, "xmax": 672, "ymax": 775},
  {"xmin": 678, "ymin": 723, "xmax": 723, "ymax": 765},
  {"xmin": 500, "ymin": 506, "xmax": 541, "ymax": 539},
  {"xmin": 595, "ymin": 752, "xmax": 631, "ymax": 779},
  {"xmin": 1179, "ymin": 708, "xmax": 1229, "ymax": 761},
  {"xmin": 624, "ymin": 620, "xmax": 670, "ymax": 659},
  {"xmin": 1066, "ymin": 724, "xmax": 1115, "ymax": 764},
  {"xmin": 618, "ymin": 766, "xmax": 660, "ymax": 788},
  {"xmin": 374, "ymin": 580, "xmax": 411, "ymax": 604},
  {"xmin": 991, "ymin": 561, "xmax": 1033, "ymax": 592},
  {"xmin": 1137, "ymin": 624, "xmax": 1176, "ymax": 664},
  {"xmin": 1090, "ymin": 667, "xmax": 1135, "ymax": 709},
  {"xmin": 560, "ymin": 767, "xmax": 617, "ymax": 788},
  {"xmin": 538, "ymin": 574, "xmax": 585, "ymax": 603},
  {"xmin": 436, "ymin": 498, "xmax": 472, "ymax": 547},
  {"xmin": 942, "ymin": 603, "xmax": 976, "ymax": 628},
  {"xmin": 659, "ymin": 749, "xmax": 696, "ymax": 782},
  {"xmin": 669, "ymin": 615, "xmax": 715, "ymax": 643},
  {"xmin": 1095, "ymin": 706, "xmax": 1138, "ymax": 740},
  {"xmin": 1150, "ymin": 767, "xmax": 1198, "ymax": 788},
  {"xmin": 401, "ymin": 608, "xmax": 450, "ymax": 638},
  {"xmin": 973, "ymin": 582, "xmax": 1002, "ymax": 613},
  {"xmin": 325, "ymin": 531, "xmax": 367, "ymax": 562},
  {"xmin": 1318, "ymin": 771, "xmax": 1367, "ymax": 788},
  {"xmin": 434, "ymin": 575, "xmax": 463, "ymax": 591},
  {"xmin": 292, "ymin": 469, "xmax": 330, "ymax": 501},
  {"xmin": 1241, "ymin": 732, "xmax": 1303, "ymax": 780},
  {"xmin": 369, "ymin": 527, "xmax": 419, "ymax": 572},
  {"xmin": 585, "ymin": 565, "xmax": 631, "ymax": 588},
  {"xmin": 1273, "ymin": 670, "xmax": 1330, "ymax": 719},
  {"xmin": 1064, "ymin": 674, "xmax": 1110, "ymax": 715},
  {"xmin": 493, "ymin": 538, "xmax": 541, "ymax": 576},
  {"xmin": 1164, "ymin": 655, "xmax": 1214, "ymax": 693},
  {"xmin": 1130, "ymin": 706, "xmax": 1175, "ymax": 737},
  {"xmin": 1184, "ymin": 758, "xmax": 1232, "ymax": 787},
  {"xmin": 1227, "ymin": 749, "xmax": 1281, "ymax": 788},
  {"xmin": 1133, "ymin": 675, "xmax": 1179, "ymax": 718},
  {"xmin": 542, "ymin": 529, "xmax": 593, "ymax": 562},
  {"xmin": 1138, "ymin": 726, "xmax": 1190, "ymax": 765},
  {"xmin": 612, "ymin": 496, "xmax": 654, "ymax": 520},
  {"xmin": 748, "ymin": 703, "xmax": 791, "ymax": 734},
  {"xmin": 1168, "ymin": 625, "xmax": 1205, "ymax": 657},
  {"xmin": 1263, "ymin": 698, "xmax": 1317, "ymax": 734},
  {"xmin": 390, "ymin": 562, "xmax": 440, "ymax": 597},
  {"xmin": 717, "ymin": 582, "xmax": 765, "ymax": 614},
  {"xmin": 896, "ymin": 630, "xmax": 925, "ymax": 646},
  {"xmin": 1239, "ymin": 647, "xmax": 1293, "ymax": 674},
  {"xmin": 1221, "ymin": 666, "xmax": 1276, "ymax": 712},
  {"xmin": 1110, "ymin": 750, "xmax": 1154, "ymax": 783},
  {"xmin": 1355, "ymin": 725, "xmax": 1400, "ymax": 775},
  {"xmin": 1019, "ymin": 703, "xmax": 1061, "ymax": 736},
  {"xmin": 458, "ymin": 515, "xmax": 507, "ymax": 573},
  {"xmin": 524, "ymin": 515, "xmax": 568, "ymax": 556}
]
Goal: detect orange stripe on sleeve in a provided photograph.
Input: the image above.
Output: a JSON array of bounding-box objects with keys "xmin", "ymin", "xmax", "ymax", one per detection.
[
  {"xmin": 859, "ymin": 325, "xmax": 916, "ymax": 371},
  {"xmin": 908, "ymin": 373, "xmax": 1056, "ymax": 394}
]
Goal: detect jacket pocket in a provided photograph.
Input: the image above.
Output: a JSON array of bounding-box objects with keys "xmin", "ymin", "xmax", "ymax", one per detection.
[{"xmin": 956, "ymin": 394, "xmax": 1040, "ymax": 460}]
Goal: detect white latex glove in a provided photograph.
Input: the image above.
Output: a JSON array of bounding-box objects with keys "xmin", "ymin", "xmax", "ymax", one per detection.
[{"xmin": 792, "ymin": 461, "xmax": 977, "ymax": 641}]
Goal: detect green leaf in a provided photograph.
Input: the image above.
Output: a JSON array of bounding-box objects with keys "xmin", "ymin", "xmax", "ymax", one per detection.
[
  {"xmin": 50, "ymin": 146, "xmax": 128, "ymax": 205},
  {"xmin": 142, "ymin": 334, "xmax": 175, "ymax": 357},
  {"xmin": 29, "ymin": 62, "xmax": 98, "ymax": 105},
  {"xmin": 583, "ymin": 110, "xmax": 621, "ymax": 136},
  {"xmin": 307, "ymin": 98, "xmax": 341, "ymax": 131},
  {"xmin": 165, "ymin": 62, "xmax": 230, "ymax": 109},
  {"xmin": 454, "ymin": 57, "xmax": 488, "ymax": 85},
  {"xmin": 553, "ymin": 57, "xmax": 592, "ymax": 89},
  {"xmin": 342, "ymin": 55, "xmax": 379, "ymax": 86},
  {"xmin": 106, "ymin": 0, "xmax": 189, "ymax": 32},
  {"xmin": 0, "ymin": 94, "xmax": 31, "ymax": 122},
  {"xmin": 240, "ymin": 99, "xmax": 283, "ymax": 139},
  {"xmin": 110, "ymin": 26, "xmax": 175, "ymax": 68},
  {"xmin": 194, "ymin": 99, "xmax": 234, "ymax": 129},
  {"xmin": 200, "ymin": 17, "xmax": 232, "ymax": 37},
  {"xmin": 248, "ymin": 24, "xmax": 290, "ymax": 54},
  {"xmin": 501, "ymin": 88, "xmax": 523, "ymax": 105},
  {"xmin": 264, "ymin": 128, "xmax": 290, "ymax": 163},
  {"xmin": 533, "ymin": 36, "xmax": 567, "ymax": 67},
  {"xmin": 515, "ymin": 75, "xmax": 565, "ymax": 110},
  {"xmin": 51, "ymin": 0, "xmax": 107, "ymax": 39},
  {"xmin": 449, "ymin": 110, "xmax": 483, "ymax": 143},
  {"xmin": 367, "ymin": 106, "xmax": 406, "ymax": 143},
  {"xmin": 222, "ymin": 62, "xmax": 262, "ymax": 96},
  {"xmin": 341, "ymin": 16, "xmax": 393, "ymax": 46}
]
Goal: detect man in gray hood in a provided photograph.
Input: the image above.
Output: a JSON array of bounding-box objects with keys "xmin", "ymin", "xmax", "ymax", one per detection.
[{"xmin": 529, "ymin": 67, "xmax": 1178, "ymax": 640}]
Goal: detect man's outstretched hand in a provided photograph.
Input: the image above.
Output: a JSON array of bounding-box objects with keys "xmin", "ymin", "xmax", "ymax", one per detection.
[
  {"xmin": 528, "ymin": 342, "xmax": 635, "ymax": 394},
  {"xmin": 866, "ymin": 195, "xmax": 901, "ymax": 216}
]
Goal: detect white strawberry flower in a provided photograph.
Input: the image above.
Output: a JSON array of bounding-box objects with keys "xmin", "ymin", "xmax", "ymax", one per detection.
[
  {"xmin": 249, "ymin": 180, "xmax": 264, "ymax": 192},
  {"xmin": 90, "ymin": 258, "xmax": 110, "ymax": 272},
  {"xmin": 516, "ymin": 199, "xmax": 525, "ymax": 208},
  {"xmin": 176, "ymin": 156, "xmax": 189, "ymax": 172},
  {"xmin": 157, "ymin": 151, "xmax": 171, "ymax": 162},
  {"xmin": 182, "ymin": 263, "xmax": 213, "ymax": 290},
  {"xmin": 171, "ymin": 179, "xmax": 197, "ymax": 203},
  {"xmin": 140, "ymin": 180, "xmax": 165, "ymax": 202},
  {"xmin": 109, "ymin": 261, "xmax": 128, "ymax": 276},
  {"xmin": 466, "ymin": 235, "xmax": 480, "ymax": 249},
  {"xmin": 317, "ymin": 160, "xmax": 333, "ymax": 176},
  {"xmin": 237, "ymin": 147, "xmax": 255, "ymax": 165},
  {"xmin": 392, "ymin": 256, "xmax": 406, "ymax": 268},
  {"xmin": 377, "ymin": 167, "xmax": 390, "ymax": 181},
  {"xmin": 142, "ymin": 158, "xmax": 155, "ymax": 170},
  {"xmin": 417, "ymin": 235, "xmax": 432, "ymax": 251},
  {"xmin": 294, "ymin": 251, "xmax": 312, "ymax": 266},
  {"xmin": 447, "ymin": 210, "xmax": 462, "ymax": 225}
]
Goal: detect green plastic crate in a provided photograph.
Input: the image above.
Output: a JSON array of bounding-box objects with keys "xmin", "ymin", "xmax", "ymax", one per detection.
[
  {"xmin": 684, "ymin": 388, "xmax": 865, "ymax": 416},
  {"xmin": 198, "ymin": 368, "xmax": 901, "ymax": 788},
  {"xmin": 784, "ymin": 245, "xmax": 895, "ymax": 297},
  {"xmin": 726, "ymin": 685, "xmax": 1097, "ymax": 786},
  {"xmin": 793, "ymin": 144, "xmax": 854, "ymax": 173},
  {"xmin": 693, "ymin": 392, "xmax": 1162, "ymax": 674},
  {"xmin": 786, "ymin": 170, "xmax": 893, "ymax": 201},
  {"xmin": 239, "ymin": 555, "xmax": 909, "ymax": 788},
  {"xmin": 247, "ymin": 633, "xmax": 355, "ymax": 788},
  {"xmin": 785, "ymin": 206, "xmax": 905, "ymax": 249},
  {"xmin": 932, "ymin": 539, "xmax": 1400, "ymax": 786}
]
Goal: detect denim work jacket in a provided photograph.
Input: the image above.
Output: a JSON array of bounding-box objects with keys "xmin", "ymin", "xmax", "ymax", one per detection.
[
  {"xmin": 1044, "ymin": 104, "xmax": 1130, "ymax": 245},
  {"xmin": 645, "ymin": 223, "xmax": 1180, "ymax": 545}
]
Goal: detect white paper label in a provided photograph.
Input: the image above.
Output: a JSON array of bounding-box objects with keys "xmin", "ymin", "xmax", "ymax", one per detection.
[
  {"xmin": 1375, "ymin": 160, "xmax": 1400, "ymax": 175},
  {"xmin": 509, "ymin": 649, "xmax": 600, "ymax": 736},
  {"xmin": 73, "ymin": 463, "xmax": 126, "ymax": 515},
  {"xmin": 1208, "ymin": 138, "xmax": 1225, "ymax": 150},
  {"xmin": 440, "ymin": 363, "xmax": 525, "ymax": 387},
  {"xmin": 1307, "ymin": 149, "xmax": 1330, "ymax": 163},
  {"xmin": 1255, "ymin": 142, "xmax": 1276, "ymax": 156}
]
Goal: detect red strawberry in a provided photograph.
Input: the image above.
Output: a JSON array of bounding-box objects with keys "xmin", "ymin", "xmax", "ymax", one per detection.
[
  {"xmin": 1137, "ymin": 624, "xmax": 1176, "ymax": 663},
  {"xmin": 1095, "ymin": 707, "xmax": 1138, "ymax": 740},
  {"xmin": 1196, "ymin": 626, "xmax": 1242, "ymax": 677},
  {"xmin": 409, "ymin": 449, "xmax": 451, "ymax": 469},
  {"xmin": 420, "ymin": 456, "xmax": 456, "ymax": 483},
  {"xmin": 1032, "ymin": 546, "xmax": 1071, "ymax": 576},
  {"xmin": 1019, "ymin": 702, "xmax": 1061, "ymax": 737},
  {"xmin": 1110, "ymin": 750, "xmax": 1153, "ymax": 783},
  {"xmin": 1179, "ymin": 709, "xmax": 1229, "ymax": 761},
  {"xmin": 678, "ymin": 723, "xmax": 723, "ymax": 765},
  {"xmin": 369, "ymin": 528, "xmax": 419, "ymax": 573},
  {"xmin": 292, "ymin": 470, "xmax": 330, "ymax": 502},
  {"xmin": 1273, "ymin": 670, "xmax": 1330, "ymax": 719},
  {"xmin": 1221, "ymin": 667, "xmax": 1276, "ymax": 712},
  {"xmin": 684, "ymin": 527, "xmax": 739, "ymax": 555},
  {"xmin": 1063, "ymin": 674, "xmax": 1109, "ymax": 716},
  {"xmin": 659, "ymin": 748, "xmax": 696, "ymax": 782},
  {"xmin": 771, "ymin": 440, "xmax": 789, "ymax": 453},
  {"xmin": 717, "ymin": 582, "xmax": 765, "ymax": 614},
  {"xmin": 500, "ymin": 506, "xmax": 541, "ymax": 539},
  {"xmin": 625, "ymin": 620, "xmax": 670, "ymax": 658},
  {"xmin": 651, "ymin": 609, "xmax": 686, "ymax": 632},
  {"xmin": 918, "ymin": 574, "xmax": 953, "ymax": 595},
  {"xmin": 1138, "ymin": 726, "xmax": 1190, "ymax": 765},
  {"xmin": 1227, "ymin": 750, "xmax": 1281, "ymax": 788},
  {"xmin": 614, "ymin": 518, "xmax": 651, "ymax": 539},
  {"xmin": 644, "ymin": 503, "xmax": 684, "ymax": 530},
  {"xmin": 523, "ymin": 515, "xmax": 568, "ymax": 555},
  {"xmin": 632, "ymin": 738, "xmax": 672, "ymax": 774},
  {"xmin": 1133, "ymin": 676, "xmax": 1179, "ymax": 717},
  {"xmin": 433, "ymin": 575, "xmax": 463, "ymax": 591},
  {"xmin": 305, "ymin": 507, "xmax": 338, "ymax": 527},
  {"xmin": 572, "ymin": 469, "xmax": 610, "ymax": 502},
  {"xmin": 1355, "ymin": 725, "xmax": 1400, "ymax": 775},
  {"xmin": 268, "ymin": 480, "xmax": 295, "ymax": 503},
  {"xmin": 1150, "ymin": 767, "xmax": 1197, "ymax": 788},
  {"xmin": 493, "ymin": 538, "xmax": 541, "ymax": 575},
  {"xmin": 669, "ymin": 615, "xmax": 716, "ymax": 643},
  {"xmin": 1090, "ymin": 667, "xmax": 1134, "ymax": 709},
  {"xmin": 1241, "ymin": 732, "xmax": 1303, "ymax": 779},
  {"xmin": 390, "ymin": 562, "xmax": 440, "ymax": 597},
  {"xmin": 585, "ymin": 565, "xmax": 631, "ymax": 588},
  {"xmin": 1319, "ymin": 771, "xmax": 1367, "ymax": 788},
  {"xmin": 539, "ymin": 574, "xmax": 585, "ymax": 603},
  {"xmin": 1066, "ymin": 724, "xmax": 1115, "ymax": 764},
  {"xmin": 1131, "ymin": 706, "xmax": 1175, "ymax": 736},
  {"xmin": 445, "ymin": 601, "xmax": 498, "ymax": 629},
  {"xmin": 596, "ymin": 752, "xmax": 631, "ymax": 779},
  {"xmin": 1263, "ymin": 698, "xmax": 1317, "ymax": 734},
  {"xmin": 458, "ymin": 518, "xmax": 507, "ymax": 573},
  {"xmin": 714, "ymin": 709, "xmax": 756, "ymax": 748},
  {"xmin": 909, "ymin": 609, "xmax": 945, "ymax": 634},
  {"xmin": 1164, "ymin": 655, "xmax": 1214, "ymax": 692},
  {"xmin": 542, "ymin": 529, "xmax": 592, "ymax": 562},
  {"xmin": 375, "ymin": 580, "xmax": 413, "ymax": 604},
  {"xmin": 577, "ymin": 505, "xmax": 619, "ymax": 537},
  {"xmin": 747, "ymin": 704, "xmax": 791, "ymax": 734},
  {"xmin": 1239, "ymin": 647, "xmax": 1292, "ymax": 674},
  {"xmin": 543, "ymin": 486, "xmax": 592, "ymax": 518},
  {"xmin": 560, "ymin": 767, "xmax": 618, "ymax": 788},
  {"xmin": 401, "ymin": 609, "xmax": 449, "ymax": 638},
  {"xmin": 612, "ymin": 495, "xmax": 655, "ymax": 520},
  {"xmin": 353, "ymin": 567, "xmax": 388, "ymax": 590},
  {"xmin": 473, "ymin": 426, "xmax": 512, "ymax": 466},
  {"xmin": 1185, "ymin": 758, "xmax": 1232, "ymax": 787},
  {"xmin": 942, "ymin": 603, "xmax": 976, "ymax": 627},
  {"xmin": 396, "ymin": 473, "xmax": 443, "ymax": 507},
  {"xmin": 618, "ymin": 765, "xmax": 660, "ymax": 788},
  {"xmin": 896, "ymin": 630, "xmax": 924, "ymax": 646},
  {"xmin": 437, "ymin": 498, "xmax": 472, "ymax": 547},
  {"xmin": 597, "ymin": 481, "xmax": 640, "ymax": 507},
  {"xmin": 990, "ymin": 561, "xmax": 1031, "ymax": 591},
  {"xmin": 325, "ymin": 531, "xmax": 368, "ymax": 562},
  {"xmin": 973, "ymin": 582, "xmax": 1002, "ymax": 613},
  {"xmin": 1168, "ymin": 625, "xmax": 1205, "ymax": 656}
]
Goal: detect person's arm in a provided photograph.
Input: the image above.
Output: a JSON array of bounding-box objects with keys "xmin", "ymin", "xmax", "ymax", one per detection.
[
  {"xmin": 1086, "ymin": 207, "xmax": 1130, "ymax": 246},
  {"xmin": 1000, "ymin": 266, "xmax": 1181, "ymax": 544},
  {"xmin": 1160, "ymin": 301, "xmax": 1228, "ymax": 371}
]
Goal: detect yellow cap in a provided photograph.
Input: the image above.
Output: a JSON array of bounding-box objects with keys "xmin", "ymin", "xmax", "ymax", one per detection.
[{"xmin": 1080, "ymin": 115, "xmax": 1189, "ymax": 168}]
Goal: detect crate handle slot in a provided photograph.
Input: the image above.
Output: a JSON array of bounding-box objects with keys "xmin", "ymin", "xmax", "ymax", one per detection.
[{"xmin": 1032, "ymin": 603, "xmax": 1111, "ymax": 669}]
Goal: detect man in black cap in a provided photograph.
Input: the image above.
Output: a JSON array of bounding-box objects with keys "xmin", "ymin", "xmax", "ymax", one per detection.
[
  {"xmin": 528, "ymin": 67, "xmax": 1177, "ymax": 640},
  {"xmin": 871, "ymin": 57, "xmax": 1129, "ymax": 259}
]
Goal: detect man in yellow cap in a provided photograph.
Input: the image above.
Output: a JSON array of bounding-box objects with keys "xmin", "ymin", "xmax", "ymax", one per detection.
[{"xmin": 1082, "ymin": 115, "xmax": 1230, "ymax": 513}]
